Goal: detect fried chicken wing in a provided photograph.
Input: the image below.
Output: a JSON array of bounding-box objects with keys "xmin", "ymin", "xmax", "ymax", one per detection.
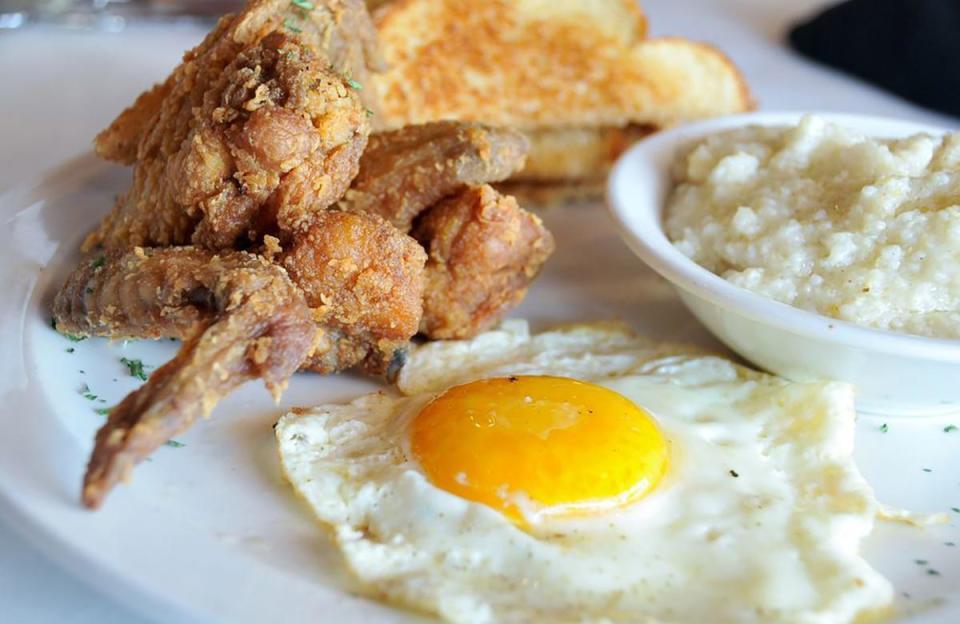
[
  {"xmin": 413, "ymin": 184, "xmax": 554, "ymax": 339},
  {"xmin": 339, "ymin": 121, "xmax": 529, "ymax": 231},
  {"xmin": 55, "ymin": 211, "xmax": 427, "ymax": 507},
  {"xmin": 53, "ymin": 247, "xmax": 317, "ymax": 508},
  {"xmin": 280, "ymin": 210, "xmax": 426, "ymax": 376},
  {"xmin": 94, "ymin": 0, "xmax": 381, "ymax": 165},
  {"xmin": 87, "ymin": 0, "xmax": 377, "ymax": 252}
]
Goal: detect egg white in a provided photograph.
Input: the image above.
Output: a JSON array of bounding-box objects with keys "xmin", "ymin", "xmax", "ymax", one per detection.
[{"xmin": 277, "ymin": 320, "xmax": 892, "ymax": 624}]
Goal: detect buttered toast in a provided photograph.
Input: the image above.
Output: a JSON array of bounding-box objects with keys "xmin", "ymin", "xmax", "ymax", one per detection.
[{"xmin": 367, "ymin": 0, "xmax": 753, "ymax": 189}]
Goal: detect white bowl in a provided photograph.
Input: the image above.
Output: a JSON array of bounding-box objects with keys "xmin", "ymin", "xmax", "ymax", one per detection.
[{"xmin": 607, "ymin": 111, "xmax": 960, "ymax": 416}]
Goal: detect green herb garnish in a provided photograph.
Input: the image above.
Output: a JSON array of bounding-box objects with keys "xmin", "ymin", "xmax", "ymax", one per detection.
[
  {"xmin": 66, "ymin": 333, "xmax": 86, "ymax": 342},
  {"xmin": 91, "ymin": 255, "xmax": 106, "ymax": 269},
  {"xmin": 94, "ymin": 406, "xmax": 112, "ymax": 416},
  {"xmin": 291, "ymin": 0, "xmax": 314, "ymax": 9},
  {"xmin": 945, "ymin": 425, "xmax": 958, "ymax": 433},
  {"xmin": 927, "ymin": 569, "xmax": 941, "ymax": 576},
  {"xmin": 284, "ymin": 18, "xmax": 302, "ymax": 32},
  {"xmin": 78, "ymin": 383, "xmax": 98, "ymax": 401},
  {"xmin": 347, "ymin": 78, "xmax": 362, "ymax": 90},
  {"xmin": 879, "ymin": 423, "xmax": 889, "ymax": 433},
  {"xmin": 365, "ymin": 107, "xmax": 375, "ymax": 117},
  {"xmin": 120, "ymin": 357, "xmax": 149, "ymax": 381},
  {"xmin": 952, "ymin": 507, "xmax": 960, "ymax": 513},
  {"xmin": 915, "ymin": 559, "xmax": 928, "ymax": 565},
  {"xmin": 923, "ymin": 468, "xmax": 933, "ymax": 473},
  {"xmin": 65, "ymin": 347, "xmax": 75, "ymax": 354},
  {"xmin": 165, "ymin": 440, "xmax": 186, "ymax": 448}
]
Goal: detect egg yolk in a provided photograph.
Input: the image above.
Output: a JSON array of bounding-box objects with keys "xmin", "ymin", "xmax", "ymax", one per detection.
[{"xmin": 409, "ymin": 376, "xmax": 668, "ymax": 524}]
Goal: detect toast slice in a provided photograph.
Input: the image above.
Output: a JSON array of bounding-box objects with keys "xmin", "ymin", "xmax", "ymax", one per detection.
[{"xmin": 369, "ymin": 0, "xmax": 752, "ymax": 183}]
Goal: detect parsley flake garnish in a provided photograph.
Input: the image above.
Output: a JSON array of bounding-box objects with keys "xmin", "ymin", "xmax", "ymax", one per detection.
[
  {"xmin": 291, "ymin": 0, "xmax": 314, "ymax": 9},
  {"xmin": 94, "ymin": 406, "xmax": 112, "ymax": 416},
  {"xmin": 120, "ymin": 357, "xmax": 148, "ymax": 381},
  {"xmin": 91, "ymin": 255, "xmax": 106, "ymax": 269},
  {"xmin": 879, "ymin": 423, "xmax": 889, "ymax": 433},
  {"xmin": 923, "ymin": 468, "xmax": 933, "ymax": 473},
  {"xmin": 65, "ymin": 347, "xmax": 74, "ymax": 354},
  {"xmin": 946, "ymin": 542, "xmax": 956, "ymax": 547},
  {"xmin": 945, "ymin": 425, "xmax": 958, "ymax": 433},
  {"xmin": 927, "ymin": 569, "xmax": 940, "ymax": 576},
  {"xmin": 729, "ymin": 469, "xmax": 739, "ymax": 478},
  {"xmin": 347, "ymin": 78, "xmax": 362, "ymax": 90},
  {"xmin": 952, "ymin": 507, "xmax": 960, "ymax": 513},
  {"xmin": 365, "ymin": 107, "xmax": 375, "ymax": 117},
  {"xmin": 78, "ymin": 383, "xmax": 98, "ymax": 402},
  {"xmin": 283, "ymin": 18, "xmax": 302, "ymax": 32},
  {"xmin": 165, "ymin": 440, "xmax": 186, "ymax": 448},
  {"xmin": 915, "ymin": 559, "xmax": 928, "ymax": 565}
]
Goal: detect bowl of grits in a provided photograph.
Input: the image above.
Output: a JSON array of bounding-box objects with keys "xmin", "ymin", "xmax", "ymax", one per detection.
[{"xmin": 607, "ymin": 112, "xmax": 960, "ymax": 415}]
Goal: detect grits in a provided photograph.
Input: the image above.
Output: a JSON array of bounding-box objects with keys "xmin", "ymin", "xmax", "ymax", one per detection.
[{"xmin": 666, "ymin": 115, "xmax": 960, "ymax": 338}]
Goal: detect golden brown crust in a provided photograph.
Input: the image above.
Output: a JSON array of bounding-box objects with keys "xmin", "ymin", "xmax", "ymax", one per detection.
[
  {"xmin": 372, "ymin": 0, "xmax": 752, "ymax": 131},
  {"xmin": 53, "ymin": 247, "xmax": 316, "ymax": 509},
  {"xmin": 413, "ymin": 185, "xmax": 555, "ymax": 339},
  {"xmin": 86, "ymin": 0, "xmax": 380, "ymax": 253},
  {"xmin": 280, "ymin": 210, "xmax": 426, "ymax": 374},
  {"xmin": 339, "ymin": 121, "xmax": 529, "ymax": 231},
  {"xmin": 93, "ymin": 78, "xmax": 174, "ymax": 165},
  {"xmin": 86, "ymin": 32, "xmax": 369, "ymax": 252}
]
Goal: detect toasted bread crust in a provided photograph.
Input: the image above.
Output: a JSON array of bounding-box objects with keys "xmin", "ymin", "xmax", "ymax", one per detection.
[{"xmin": 372, "ymin": 0, "xmax": 752, "ymax": 130}]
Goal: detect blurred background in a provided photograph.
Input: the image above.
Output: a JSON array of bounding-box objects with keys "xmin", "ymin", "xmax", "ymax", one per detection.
[{"xmin": 0, "ymin": 1, "xmax": 240, "ymax": 29}]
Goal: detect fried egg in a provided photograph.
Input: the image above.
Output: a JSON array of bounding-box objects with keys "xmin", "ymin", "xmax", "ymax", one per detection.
[{"xmin": 276, "ymin": 320, "xmax": 891, "ymax": 624}]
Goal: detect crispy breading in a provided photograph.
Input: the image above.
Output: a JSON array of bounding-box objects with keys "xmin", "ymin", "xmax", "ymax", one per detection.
[
  {"xmin": 87, "ymin": 31, "xmax": 369, "ymax": 252},
  {"xmin": 95, "ymin": 0, "xmax": 381, "ymax": 164},
  {"xmin": 339, "ymin": 121, "xmax": 529, "ymax": 231},
  {"xmin": 53, "ymin": 247, "xmax": 317, "ymax": 509},
  {"xmin": 280, "ymin": 210, "xmax": 427, "ymax": 375},
  {"xmin": 413, "ymin": 185, "xmax": 554, "ymax": 339}
]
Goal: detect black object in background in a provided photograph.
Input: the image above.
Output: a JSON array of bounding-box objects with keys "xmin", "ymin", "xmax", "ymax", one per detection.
[{"xmin": 789, "ymin": 0, "xmax": 960, "ymax": 118}]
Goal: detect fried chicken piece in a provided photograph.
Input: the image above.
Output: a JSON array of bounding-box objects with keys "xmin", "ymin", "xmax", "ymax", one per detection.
[
  {"xmin": 94, "ymin": 78, "xmax": 174, "ymax": 166},
  {"xmin": 94, "ymin": 0, "xmax": 382, "ymax": 165},
  {"xmin": 339, "ymin": 121, "xmax": 529, "ymax": 231},
  {"xmin": 53, "ymin": 247, "xmax": 316, "ymax": 509},
  {"xmin": 87, "ymin": 4, "xmax": 374, "ymax": 252},
  {"xmin": 338, "ymin": 121, "xmax": 550, "ymax": 339},
  {"xmin": 413, "ymin": 184, "xmax": 554, "ymax": 339},
  {"xmin": 280, "ymin": 210, "xmax": 426, "ymax": 376}
]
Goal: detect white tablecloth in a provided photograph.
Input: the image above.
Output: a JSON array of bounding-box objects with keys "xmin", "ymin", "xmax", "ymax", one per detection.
[{"xmin": 0, "ymin": 1, "xmax": 955, "ymax": 622}]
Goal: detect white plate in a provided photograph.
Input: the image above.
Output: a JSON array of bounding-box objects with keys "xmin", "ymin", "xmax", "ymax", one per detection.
[{"xmin": 0, "ymin": 156, "xmax": 958, "ymax": 623}]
